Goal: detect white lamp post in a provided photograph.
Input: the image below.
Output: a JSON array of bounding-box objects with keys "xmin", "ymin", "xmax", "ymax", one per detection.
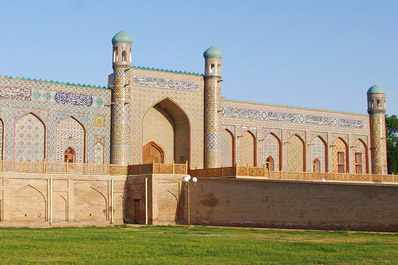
[{"xmin": 182, "ymin": 175, "xmax": 198, "ymax": 226}]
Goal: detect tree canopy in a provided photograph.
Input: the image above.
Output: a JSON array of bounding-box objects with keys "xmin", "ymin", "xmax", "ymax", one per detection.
[{"xmin": 386, "ymin": 115, "xmax": 398, "ymax": 174}]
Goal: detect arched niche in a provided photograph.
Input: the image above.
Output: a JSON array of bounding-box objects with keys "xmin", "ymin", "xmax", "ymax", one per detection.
[
  {"xmin": 287, "ymin": 134, "xmax": 305, "ymax": 172},
  {"xmin": 221, "ymin": 129, "xmax": 234, "ymax": 167},
  {"xmin": 142, "ymin": 98, "xmax": 190, "ymax": 164}
]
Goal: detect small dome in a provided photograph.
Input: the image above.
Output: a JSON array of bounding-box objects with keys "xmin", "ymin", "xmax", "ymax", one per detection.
[
  {"xmin": 367, "ymin": 85, "xmax": 385, "ymax": 95},
  {"xmin": 112, "ymin": 31, "xmax": 133, "ymax": 44},
  {"xmin": 203, "ymin": 46, "xmax": 222, "ymax": 59}
]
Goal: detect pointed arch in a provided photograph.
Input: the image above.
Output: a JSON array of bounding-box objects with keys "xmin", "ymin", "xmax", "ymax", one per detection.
[
  {"xmin": 14, "ymin": 112, "xmax": 46, "ymax": 162},
  {"xmin": 332, "ymin": 137, "xmax": 349, "ymax": 173},
  {"xmin": 352, "ymin": 139, "xmax": 368, "ymax": 174},
  {"xmin": 221, "ymin": 129, "xmax": 235, "ymax": 167},
  {"xmin": 287, "ymin": 134, "xmax": 305, "ymax": 172},
  {"xmin": 311, "ymin": 135, "xmax": 327, "ymax": 172},
  {"xmin": 313, "ymin": 158, "xmax": 321, "ymax": 173},
  {"xmin": 12, "ymin": 184, "xmax": 47, "ymax": 222},
  {"xmin": 239, "ymin": 130, "xmax": 256, "ymax": 167},
  {"xmin": 56, "ymin": 116, "xmax": 86, "ymax": 163},
  {"xmin": 266, "ymin": 156, "xmax": 275, "ymax": 171},
  {"xmin": 142, "ymin": 98, "xmax": 191, "ymax": 165},
  {"xmin": 143, "ymin": 141, "xmax": 164, "ymax": 164},
  {"xmin": 262, "ymin": 132, "xmax": 282, "ymax": 171}
]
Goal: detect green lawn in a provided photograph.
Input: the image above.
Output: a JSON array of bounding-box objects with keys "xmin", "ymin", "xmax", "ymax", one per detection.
[{"xmin": 0, "ymin": 226, "xmax": 397, "ymax": 264}]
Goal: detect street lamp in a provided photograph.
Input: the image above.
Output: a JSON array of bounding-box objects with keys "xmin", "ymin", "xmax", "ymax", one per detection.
[{"xmin": 182, "ymin": 175, "xmax": 197, "ymax": 226}]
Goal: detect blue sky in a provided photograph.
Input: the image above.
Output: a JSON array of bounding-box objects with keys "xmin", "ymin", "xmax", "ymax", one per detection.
[{"xmin": 1, "ymin": 0, "xmax": 397, "ymax": 115}]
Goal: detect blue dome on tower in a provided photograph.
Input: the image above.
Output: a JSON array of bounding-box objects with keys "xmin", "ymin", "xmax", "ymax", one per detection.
[
  {"xmin": 203, "ymin": 46, "xmax": 222, "ymax": 59},
  {"xmin": 112, "ymin": 31, "xmax": 133, "ymax": 44},
  {"xmin": 367, "ymin": 85, "xmax": 385, "ymax": 95}
]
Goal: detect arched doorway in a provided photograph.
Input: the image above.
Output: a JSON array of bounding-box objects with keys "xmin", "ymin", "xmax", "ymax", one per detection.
[
  {"xmin": 143, "ymin": 142, "xmax": 164, "ymax": 164},
  {"xmin": 64, "ymin": 147, "xmax": 75, "ymax": 163},
  {"xmin": 239, "ymin": 131, "xmax": 256, "ymax": 167},
  {"xmin": 313, "ymin": 158, "xmax": 321, "ymax": 173},
  {"xmin": 266, "ymin": 156, "xmax": 274, "ymax": 171},
  {"xmin": 142, "ymin": 98, "xmax": 190, "ymax": 164},
  {"xmin": 287, "ymin": 134, "xmax": 305, "ymax": 172}
]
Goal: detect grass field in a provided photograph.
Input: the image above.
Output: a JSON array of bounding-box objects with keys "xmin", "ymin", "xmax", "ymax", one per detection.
[{"xmin": 0, "ymin": 226, "xmax": 397, "ymax": 264}]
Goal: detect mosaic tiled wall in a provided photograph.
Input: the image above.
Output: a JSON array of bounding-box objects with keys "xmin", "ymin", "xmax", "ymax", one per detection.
[
  {"xmin": 351, "ymin": 139, "xmax": 367, "ymax": 173},
  {"xmin": 287, "ymin": 135, "xmax": 305, "ymax": 171},
  {"xmin": 221, "ymin": 129, "xmax": 234, "ymax": 167},
  {"xmin": 311, "ymin": 136, "xmax": 326, "ymax": 172},
  {"xmin": 370, "ymin": 114, "xmax": 388, "ymax": 174},
  {"xmin": 142, "ymin": 106, "xmax": 174, "ymax": 164},
  {"xmin": 14, "ymin": 113, "xmax": 45, "ymax": 162},
  {"xmin": 261, "ymin": 133, "xmax": 280, "ymax": 170},
  {"xmin": 332, "ymin": 138, "xmax": 348, "ymax": 173},
  {"xmin": 222, "ymin": 100, "xmax": 371, "ymax": 173},
  {"xmin": 0, "ymin": 77, "xmax": 111, "ymax": 163},
  {"xmin": 127, "ymin": 68, "xmax": 204, "ymax": 168},
  {"xmin": 55, "ymin": 117, "xmax": 85, "ymax": 163},
  {"xmin": 94, "ymin": 142, "xmax": 104, "ymax": 164},
  {"xmin": 239, "ymin": 131, "xmax": 255, "ymax": 167}
]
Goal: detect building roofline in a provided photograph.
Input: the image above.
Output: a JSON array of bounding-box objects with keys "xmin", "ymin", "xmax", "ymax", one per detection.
[
  {"xmin": 0, "ymin": 74, "xmax": 110, "ymax": 90},
  {"xmin": 131, "ymin": 65, "xmax": 204, "ymax": 76},
  {"xmin": 223, "ymin": 98, "xmax": 368, "ymax": 117}
]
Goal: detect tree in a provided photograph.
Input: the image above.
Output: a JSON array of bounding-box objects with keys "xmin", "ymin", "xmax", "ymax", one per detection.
[{"xmin": 386, "ymin": 115, "xmax": 398, "ymax": 174}]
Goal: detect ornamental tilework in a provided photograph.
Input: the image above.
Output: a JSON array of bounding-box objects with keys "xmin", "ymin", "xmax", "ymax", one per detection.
[
  {"xmin": 351, "ymin": 139, "xmax": 368, "ymax": 173},
  {"xmin": 221, "ymin": 129, "xmax": 234, "ymax": 167},
  {"xmin": 332, "ymin": 138, "xmax": 348, "ymax": 173},
  {"xmin": 287, "ymin": 135, "xmax": 305, "ymax": 172},
  {"xmin": 55, "ymin": 117, "xmax": 85, "ymax": 163},
  {"xmin": 239, "ymin": 131, "xmax": 255, "ymax": 167},
  {"xmin": 94, "ymin": 142, "xmax": 104, "ymax": 164},
  {"xmin": 311, "ymin": 136, "xmax": 326, "ymax": 172},
  {"xmin": 0, "ymin": 77, "xmax": 111, "ymax": 164},
  {"xmin": 0, "ymin": 120, "xmax": 3, "ymax": 160},
  {"xmin": 261, "ymin": 133, "xmax": 280, "ymax": 170},
  {"xmin": 14, "ymin": 113, "xmax": 45, "ymax": 162}
]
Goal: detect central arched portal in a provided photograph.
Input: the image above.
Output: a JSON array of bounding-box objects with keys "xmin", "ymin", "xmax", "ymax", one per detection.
[{"xmin": 142, "ymin": 98, "xmax": 190, "ymax": 165}]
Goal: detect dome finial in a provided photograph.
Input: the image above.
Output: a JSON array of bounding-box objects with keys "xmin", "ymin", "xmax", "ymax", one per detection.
[
  {"xmin": 367, "ymin": 85, "xmax": 385, "ymax": 95},
  {"xmin": 203, "ymin": 46, "xmax": 222, "ymax": 59},
  {"xmin": 112, "ymin": 31, "xmax": 133, "ymax": 44}
]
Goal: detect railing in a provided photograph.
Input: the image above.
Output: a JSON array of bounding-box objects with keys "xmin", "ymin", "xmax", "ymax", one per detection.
[
  {"xmin": 128, "ymin": 162, "xmax": 188, "ymax": 175},
  {"xmin": 189, "ymin": 166, "xmax": 398, "ymax": 184},
  {"xmin": 0, "ymin": 160, "xmax": 128, "ymax": 175}
]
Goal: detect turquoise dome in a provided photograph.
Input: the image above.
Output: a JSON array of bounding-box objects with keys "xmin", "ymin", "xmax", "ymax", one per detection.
[
  {"xmin": 367, "ymin": 85, "xmax": 385, "ymax": 95},
  {"xmin": 203, "ymin": 46, "xmax": 222, "ymax": 59},
  {"xmin": 112, "ymin": 31, "xmax": 133, "ymax": 44}
]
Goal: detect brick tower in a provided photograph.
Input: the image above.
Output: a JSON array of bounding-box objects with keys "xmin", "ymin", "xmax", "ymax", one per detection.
[
  {"xmin": 110, "ymin": 31, "xmax": 132, "ymax": 165},
  {"xmin": 367, "ymin": 85, "xmax": 388, "ymax": 174},
  {"xmin": 203, "ymin": 46, "xmax": 223, "ymax": 168}
]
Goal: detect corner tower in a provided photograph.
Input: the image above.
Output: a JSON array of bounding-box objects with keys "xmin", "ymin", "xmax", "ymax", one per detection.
[
  {"xmin": 110, "ymin": 31, "xmax": 132, "ymax": 165},
  {"xmin": 367, "ymin": 85, "xmax": 388, "ymax": 174},
  {"xmin": 203, "ymin": 46, "xmax": 223, "ymax": 168}
]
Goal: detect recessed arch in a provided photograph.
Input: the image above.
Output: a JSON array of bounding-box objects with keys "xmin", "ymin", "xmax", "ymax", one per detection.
[
  {"xmin": 56, "ymin": 116, "xmax": 86, "ymax": 163},
  {"xmin": 14, "ymin": 112, "xmax": 46, "ymax": 162},
  {"xmin": 239, "ymin": 130, "xmax": 256, "ymax": 167},
  {"xmin": 311, "ymin": 135, "xmax": 327, "ymax": 172},
  {"xmin": 266, "ymin": 156, "xmax": 275, "ymax": 171},
  {"xmin": 262, "ymin": 132, "xmax": 282, "ymax": 171},
  {"xmin": 352, "ymin": 139, "xmax": 368, "ymax": 174},
  {"xmin": 287, "ymin": 134, "xmax": 305, "ymax": 172},
  {"xmin": 332, "ymin": 137, "xmax": 349, "ymax": 173},
  {"xmin": 143, "ymin": 141, "xmax": 164, "ymax": 164},
  {"xmin": 0, "ymin": 118, "xmax": 3, "ymax": 161},
  {"xmin": 142, "ymin": 98, "xmax": 190, "ymax": 165},
  {"xmin": 221, "ymin": 129, "xmax": 235, "ymax": 167}
]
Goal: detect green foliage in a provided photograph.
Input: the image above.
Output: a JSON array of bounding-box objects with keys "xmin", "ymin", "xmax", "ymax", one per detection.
[
  {"xmin": 0, "ymin": 226, "xmax": 397, "ymax": 264},
  {"xmin": 386, "ymin": 115, "xmax": 398, "ymax": 174}
]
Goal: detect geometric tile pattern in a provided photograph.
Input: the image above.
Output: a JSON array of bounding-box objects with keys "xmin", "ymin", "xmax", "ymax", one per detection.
[
  {"xmin": 221, "ymin": 129, "xmax": 234, "ymax": 167},
  {"xmin": 0, "ymin": 76, "xmax": 111, "ymax": 164},
  {"xmin": 351, "ymin": 139, "xmax": 367, "ymax": 173},
  {"xmin": 370, "ymin": 114, "xmax": 388, "ymax": 174},
  {"xmin": 332, "ymin": 138, "xmax": 347, "ymax": 173},
  {"xmin": 55, "ymin": 117, "xmax": 85, "ymax": 163},
  {"xmin": 94, "ymin": 142, "xmax": 104, "ymax": 164},
  {"xmin": 287, "ymin": 134, "xmax": 304, "ymax": 172},
  {"xmin": 0, "ymin": 119, "xmax": 2, "ymax": 160},
  {"xmin": 311, "ymin": 136, "xmax": 326, "ymax": 172},
  {"xmin": 14, "ymin": 113, "xmax": 45, "ymax": 162},
  {"xmin": 261, "ymin": 133, "xmax": 280, "ymax": 170},
  {"xmin": 239, "ymin": 131, "xmax": 255, "ymax": 167}
]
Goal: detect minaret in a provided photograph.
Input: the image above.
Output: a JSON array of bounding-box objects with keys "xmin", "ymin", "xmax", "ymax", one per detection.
[
  {"xmin": 203, "ymin": 46, "xmax": 223, "ymax": 168},
  {"xmin": 367, "ymin": 85, "xmax": 388, "ymax": 174},
  {"xmin": 110, "ymin": 31, "xmax": 132, "ymax": 165}
]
